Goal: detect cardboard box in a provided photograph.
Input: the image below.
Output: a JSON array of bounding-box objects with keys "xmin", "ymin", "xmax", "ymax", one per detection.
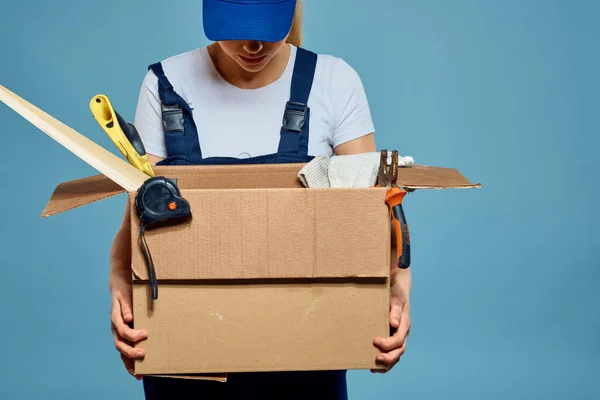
[
  {"xmin": 42, "ymin": 163, "xmax": 480, "ymax": 378},
  {"xmin": 0, "ymin": 85, "xmax": 481, "ymax": 380}
]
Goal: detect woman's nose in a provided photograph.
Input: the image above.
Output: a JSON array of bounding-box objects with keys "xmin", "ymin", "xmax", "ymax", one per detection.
[{"xmin": 243, "ymin": 41, "xmax": 263, "ymax": 54}]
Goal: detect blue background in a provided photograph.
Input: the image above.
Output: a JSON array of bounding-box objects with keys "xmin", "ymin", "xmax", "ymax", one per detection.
[{"xmin": 0, "ymin": 0, "xmax": 598, "ymax": 399}]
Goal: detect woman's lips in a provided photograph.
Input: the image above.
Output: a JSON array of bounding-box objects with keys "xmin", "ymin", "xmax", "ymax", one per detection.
[{"xmin": 239, "ymin": 54, "xmax": 267, "ymax": 65}]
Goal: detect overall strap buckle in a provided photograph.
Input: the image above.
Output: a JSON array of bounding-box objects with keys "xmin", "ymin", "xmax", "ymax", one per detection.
[
  {"xmin": 282, "ymin": 101, "xmax": 308, "ymax": 132},
  {"xmin": 277, "ymin": 47, "xmax": 317, "ymax": 155},
  {"xmin": 161, "ymin": 103, "xmax": 185, "ymax": 133}
]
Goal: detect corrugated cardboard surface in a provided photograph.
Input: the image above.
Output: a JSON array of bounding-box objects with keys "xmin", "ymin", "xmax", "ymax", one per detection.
[
  {"xmin": 41, "ymin": 174, "xmax": 125, "ymax": 217},
  {"xmin": 393, "ymin": 164, "xmax": 481, "ymax": 188},
  {"xmin": 151, "ymin": 164, "xmax": 307, "ymax": 190},
  {"xmin": 133, "ymin": 279, "xmax": 390, "ymax": 375},
  {"xmin": 128, "ymin": 165, "xmax": 393, "ymax": 374},
  {"xmin": 129, "ymin": 187, "xmax": 390, "ymax": 281}
]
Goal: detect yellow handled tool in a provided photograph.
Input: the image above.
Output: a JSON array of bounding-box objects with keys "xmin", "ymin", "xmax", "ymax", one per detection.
[{"xmin": 90, "ymin": 94, "xmax": 154, "ymax": 177}]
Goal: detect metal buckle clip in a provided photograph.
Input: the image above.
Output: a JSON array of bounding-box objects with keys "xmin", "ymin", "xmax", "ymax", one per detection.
[
  {"xmin": 161, "ymin": 103, "xmax": 185, "ymax": 133},
  {"xmin": 281, "ymin": 101, "xmax": 308, "ymax": 132}
]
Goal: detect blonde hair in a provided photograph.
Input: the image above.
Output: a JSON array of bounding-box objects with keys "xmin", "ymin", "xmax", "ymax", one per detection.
[{"xmin": 286, "ymin": 0, "xmax": 303, "ymax": 47}]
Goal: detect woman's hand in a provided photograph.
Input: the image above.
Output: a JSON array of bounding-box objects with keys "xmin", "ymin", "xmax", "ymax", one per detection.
[
  {"xmin": 372, "ymin": 257, "xmax": 412, "ymax": 373},
  {"xmin": 110, "ymin": 281, "xmax": 147, "ymax": 380},
  {"xmin": 109, "ymin": 196, "xmax": 149, "ymax": 380},
  {"xmin": 334, "ymin": 135, "xmax": 412, "ymax": 372}
]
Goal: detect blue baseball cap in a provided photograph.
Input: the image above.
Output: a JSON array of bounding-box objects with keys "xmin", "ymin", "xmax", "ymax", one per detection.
[{"xmin": 203, "ymin": 0, "xmax": 297, "ymax": 42}]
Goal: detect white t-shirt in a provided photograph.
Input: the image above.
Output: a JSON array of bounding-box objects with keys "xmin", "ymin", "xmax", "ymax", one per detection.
[{"xmin": 133, "ymin": 44, "xmax": 375, "ymax": 159}]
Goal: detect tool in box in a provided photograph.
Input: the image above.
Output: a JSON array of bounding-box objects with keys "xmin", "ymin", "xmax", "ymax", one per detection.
[
  {"xmin": 89, "ymin": 95, "xmax": 192, "ymax": 299},
  {"xmin": 90, "ymin": 94, "xmax": 191, "ymax": 298},
  {"xmin": 136, "ymin": 176, "xmax": 192, "ymax": 301},
  {"xmin": 378, "ymin": 149, "xmax": 411, "ymax": 269},
  {"xmin": 0, "ymin": 85, "xmax": 190, "ymax": 301},
  {"xmin": 89, "ymin": 94, "xmax": 155, "ymax": 177}
]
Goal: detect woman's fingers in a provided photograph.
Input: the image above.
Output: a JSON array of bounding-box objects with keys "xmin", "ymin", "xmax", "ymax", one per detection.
[
  {"xmin": 374, "ymin": 309, "xmax": 410, "ymax": 351},
  {"xmin": 371, "ymin": 358, "xmax": 399, "ymax": 374},
  {"xmin": 110, "ymin": 295, "xmax": 147, "ymax": 343},
  {"xmin": 121, "ymin": 352, "xmax": 134, "ymax": 375},
  {"xmin": 113, "ymin": 327, "xmax": 146, "ymax": 359},
  {"xmin": 389, "ymin": 299, "xmax": 403, "ymax": 329},
  {"xmin": 121, "ymin": 353, "xmax": 143, "ymax": 380},
  {"xmin": 371, "ymin": 341, "xmax": 406, "ymax": 374},
  {"xmin": 119, "ymin": 294, "xmax": 133, "ymax": 323},
  {"xmin": 110, "ymin": 290, "xmax": 146, "ymax": 379},
  {"xmin": 376, "ymin": 341, "xmax": 406, "ymax": 364},
  {"xmin": 110, "ymin": 293, "xmax": 147, "ymax": 368},
  {"xmin": 372, "ymin": 303, "xmax": 410, "ymax": 369},
  {"xmin": 375, "ymin": 327, "xmax": 407, "ymax": 352}
]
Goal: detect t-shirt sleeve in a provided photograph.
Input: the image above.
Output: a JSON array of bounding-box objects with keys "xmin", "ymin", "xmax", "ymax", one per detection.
[
  {"xmin": 329, "ymin": 57, "xmax": 375, "ymax": 148},
  {"xmin": 133, "ymin": 69, "xmax": 168, "ymax": 158}
]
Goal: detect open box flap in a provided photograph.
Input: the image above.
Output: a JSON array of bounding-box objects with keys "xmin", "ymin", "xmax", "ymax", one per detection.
[
  {"xmin": 394, "ymin": 164, "xmax": 481, "ymax": 189},
  {"xmin": 42, "ymin": 174, "xmax": 126, "ymax": 217},
  {"xmin": 42, "ymin": 162, "xmax": 480, "ymax": 217},
  {"xmin": 152, "ymin": 163, "xmax": 481, "ymax": 190},
  {"xmin": 151, "ymin": 164, "xmax": 308, "ymax": 189}
]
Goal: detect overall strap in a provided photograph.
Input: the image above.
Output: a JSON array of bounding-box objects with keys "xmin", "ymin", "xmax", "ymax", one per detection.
[
  {"xmin": 278, "ymin": 47, "xmax": 318, "ymax": 155},
  {"xmin": 148, "ymin": 62, "xmax": 203, "ymax": 163}
]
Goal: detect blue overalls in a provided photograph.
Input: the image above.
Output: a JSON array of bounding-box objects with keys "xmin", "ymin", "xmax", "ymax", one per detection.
[{"xmin": 141, "ymin": 47, "xmax": 349, "ymax": 400}]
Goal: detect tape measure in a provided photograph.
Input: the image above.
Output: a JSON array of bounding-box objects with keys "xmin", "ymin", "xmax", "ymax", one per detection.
[
  {"xmin": 136, "ymin": 176, "xmax": 191, "ymax": 227},
  {"xmin": 136, "ymin": 176, "xmax": 192, "ymax": 300}
]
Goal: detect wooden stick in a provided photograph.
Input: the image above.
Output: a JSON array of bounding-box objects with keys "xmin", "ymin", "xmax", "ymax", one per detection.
[{"xmin": 0, "ymin": 84, "xmax": 149, "ymax": 192}]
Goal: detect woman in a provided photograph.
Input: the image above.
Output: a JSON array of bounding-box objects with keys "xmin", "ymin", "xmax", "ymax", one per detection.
[{"xmin": 109, "ymin": 0, "xmax": 411, "ymax": 398}]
